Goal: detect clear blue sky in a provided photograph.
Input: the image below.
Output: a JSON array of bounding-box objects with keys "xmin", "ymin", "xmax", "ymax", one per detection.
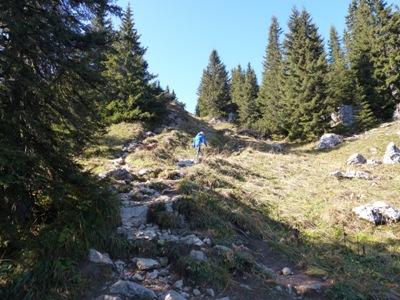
[{"xmin": 112, "ymin": 0, "xmax": 398, "ymax": 114}]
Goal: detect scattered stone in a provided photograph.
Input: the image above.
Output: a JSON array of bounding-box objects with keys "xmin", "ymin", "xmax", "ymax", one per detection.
[
  {"xmin": 344, "ymin": 170, "xmax": 371, "ymax": 180},
  {"xmin": 89, "ymin": 249, "xmax": 113, "ymax": 265},
  {"xmin": 206, "ymin": 288, "xmax": 215, "ymax": 297},
  {"xmin": 295, "ymin": 283, "xmax": 322, "ymax": 294},
  {"xmin": 109, "ymin": 280, "xmax": 156, "ymax": 299},
  {"xmin": 134, "ymin": 258, "xmax": 160, "ymax": 270},
  {"xmin": 181, "ymin": 234, "xmax": 204, "ymax": 246},
  {"xmin": 214, "ymin": 245, "xmax": 232, "ymax": 252},
  {"xmin": 114, "ymin": 260, "xmax": 126, "ymax": 275},
  {"xmin": 352, "ymin": 201, "xmax": 400, "ymax": 224},
  {"xmin": 176, "ymin": 159, "xmax": 195, "ymax": 167},
  {"xmin": 270, "ymin": 143, "xmax": 283, "ymax": 153},
  {"xmin": 132, "ymin": 273, "xmax": 144, "ymax": 281},
  {"xmin": 347, "ymin": 153, "xmax": 367, "ymax": 165},
  {"xmin": 383, "ymin": 142, "xmax": 400, "ymax": 164},
  {"xmin": 367, "ymin": 159, "xmax": 381, "ymax": 165},
  {"xmin": 193, "ymin": 288, "xmax": 201, "ymax": 296},
  {"xmin": 190, "ymin": 250, "xmax": 207, "ymax": 262},
  {"xmin": 120, "ymin": 205, "xmax": 148, "ymax": 228},
  {"xmin": 161, "ymin": 290, "xmax": 186, "ymax": 300},
  {"xmin": 330, "ymin": 171, "xmax": 344, "ymax": 178},
  {"xmin": 139, "ymin": 169, "xmax": 151, "ymax": 176},
  {"xmin": 173, "ymin": 279, "xmax": 184, "ymax": 289},
  {"xmin": 145, "ymin": 269, "xmax": 159, "ymax": 279},
  {"xmin": 282, "ymin": 267, "xmax": 293, "ymax": 276},
  {"xmin": 317, "ymin": 133, "xmax": 342, "ymax": 149}
]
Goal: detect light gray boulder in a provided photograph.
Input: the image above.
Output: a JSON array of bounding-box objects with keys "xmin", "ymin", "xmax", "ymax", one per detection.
[
  {"xmin": 134, "ymin": 258, "xmax": 160, "ymax": 270},
  {"xmin": 120, "ymin": 205, "xmax": 148, "ymax": 228},
  {"xmin": 161, "ymin": 290, "xmax": 186, "ymax": 300},
  {"xmin": 109, "ymin": 280, "xmax": 156, "ymax": 299},
  {"xmin": 352, "ymin": 201, "xmax": 400, "ymax": 225},
  {"xmin": 89, "ymin": 249, "xmax": 113, "ymax": 265},
  {"xmin": 347, "ymin": 153, "xmax": 367, "ymax": 165},
  {"xmin": 383, "ymin": 142, "xmax": 400, "ymax": 164},
  {"xmin": 317, "ymin": 133, "xmax": 342, "ymax": 149}
]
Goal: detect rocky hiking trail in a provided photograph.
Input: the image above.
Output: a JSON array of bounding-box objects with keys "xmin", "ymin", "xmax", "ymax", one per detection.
[{"xmin": 77, "ymin": 133, "xmax": 333, "ymax": 300}]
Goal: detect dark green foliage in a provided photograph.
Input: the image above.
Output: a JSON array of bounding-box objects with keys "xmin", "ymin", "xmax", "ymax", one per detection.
[
  {"xmin": 103, "ymin": 4, "xmax": 167, "ymax": 124},
  {"xmin": 197, "ymin": 49, "xmax": 231, "ymax": 118},
  {"xmin": 327, "ymin": 26, "xmax": 355, "ymax": 110},
  {"xmin": 344, "ymin": 0, "xmax": 397, "ymax": 120},
  {"xmin": 282, "ymin": 7, "xmax": 330, "ymax": 141},
  {"xmin": 230, "ymin": 63, "xmax": 259, "ymax": 126},
  {"xmin": 229, "ymin": 64, "xmax": 245, "ymax": 116},
  {"xmin": 0, "ymin": 0, "xmax": 122, "ymax": 297},
  {"xmin": 257, "ymin": 16, "xmax": 286, "ymax": 137}
]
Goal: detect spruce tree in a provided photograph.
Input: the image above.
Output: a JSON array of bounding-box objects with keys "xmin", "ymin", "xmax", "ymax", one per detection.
[
  {"xmin": 257, "ymin": 16, "xmax": 285, "ymax": 136},
  {"xmin": 282, "ymin": 7, "xmax": 330, "ymax": 141},
  {"xmin": 240, "ymin": 63, "xmax": 259, "ymax": 126},
  {"xmin": 103, "ymin": 4, "xmax": 166, "ymax": 123},
  {"xmin": 230, "ymin": 64, "xmax": 245, "ymax": 120},
  {"xmin": 197, "ymin": 49, "xmax": 231, "ymax": 118},
  {"xmin": 344, "ymin": 0, "xmax": 396, "ymax": 120},
  {"xmin": 0, "ymin": 0, "xmax": 118, "ymax": 253},
  {"xmin": 327, "ymin": 26, "xmax": 354, "ymax": 110},
  {"xmin": 372, "ymin": 1, "xmax": 400, "ymax": 105}
]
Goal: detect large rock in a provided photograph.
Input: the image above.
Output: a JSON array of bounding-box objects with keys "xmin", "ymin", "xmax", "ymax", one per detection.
[
  {"xmin": 383, "ymin": 142, "xmax": 400, "ymax": 164},
  {"xmin": 352, "ymin": 201, "xmax": 400, "ymax": 225},
  {"xmin": 331, "ymin": 105, "xmax": 355, "ymax": 127},
  {"xmin": 89, "ymin": 249, "xmax": 113, "ymax": 265},
  {"xmin": 347, "ymin": 153, "xmax": 367, "ymax": 165},
  {"xmin": 109, "ymin": 280, "xmax": 156, "ymax": 298},
  {"xmin": 120, "ymin": 205, "xmax": 148, "ymax": 228},
  {"xmin": 317, "ymin": 133, "xmax": 342, "ymax": 149},
  {"xmin": 134, "ymin": 258, "xmax": 160, "ymax": 270}
]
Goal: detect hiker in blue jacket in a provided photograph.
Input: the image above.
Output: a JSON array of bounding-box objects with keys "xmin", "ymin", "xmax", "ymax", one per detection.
[{"xmin": 192, "ymin": 131, "xmax": 208, "ymax": 158}]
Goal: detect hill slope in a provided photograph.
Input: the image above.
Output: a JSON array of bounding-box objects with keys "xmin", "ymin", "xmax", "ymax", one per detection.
[{"xmin": 79, "ymin": 102, "xmax": 400, "ymax": 299}]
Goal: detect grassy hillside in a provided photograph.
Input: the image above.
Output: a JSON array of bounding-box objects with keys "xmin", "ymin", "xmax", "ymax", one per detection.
[{"xmin": 79, "ymin": 103, "xmax": 400, "ymax": 299}]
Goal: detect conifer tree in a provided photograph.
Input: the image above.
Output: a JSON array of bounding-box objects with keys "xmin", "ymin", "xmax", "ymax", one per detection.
[
  {"xmin": 103, "ymin": 4, "xmax": 166, "ymax": 123},
  {"xmin": 197, "ymin": 49, "xmax": 231, "ymax": 118},
  {"xmin": 257, "ymin": 16, "xmax": 285, "ymax": 136},
  {"xmin": 230, "ymin": 64, "xmax": 245, "ymax": 119},
  {"xmin": 344, "ymin": 0, "xmax": 396, "ymax": 120},
  {"xmin": 327, "ymin": 26, "xmax": 354, "ymax": 110},
  {"xmin": 372, "ymin": 1, "xmax": 400, "ymax": 104},
  {"xmin": 282, "ymin": 7, "xmax": 330, "ymax": 141},
  {"xmin": 240, "ymin": 63, "xmax": 259, "ymax": 126},
  {"xmin": 0, "ymin": 0, "xmax": 118, "ymax": 253}
]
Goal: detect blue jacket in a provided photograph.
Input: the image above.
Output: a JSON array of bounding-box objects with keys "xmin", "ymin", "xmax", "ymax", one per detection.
[{"xmin": 193, "ymin": 132, "xmax": 207, "ymax": 147}]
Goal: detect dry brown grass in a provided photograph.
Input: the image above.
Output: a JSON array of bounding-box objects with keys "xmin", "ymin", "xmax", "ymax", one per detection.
[{"xmin": 79, "ymin": 117, "xmax": 400, "ymax": 298}]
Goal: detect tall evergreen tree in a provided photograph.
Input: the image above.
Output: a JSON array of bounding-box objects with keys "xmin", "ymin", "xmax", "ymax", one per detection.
[
  {"xmin": 196, "ymin": 49, "xmax": 231, "ymax": 118},
  {"xmin": 257, "ymin": 16, "xmax": 285, "ymax": 136},
  {"xmin": 0, "ymin": 0, "xmax": 118, "ymax": 253},
  {"xmin": 230, "ymin": 64, "xmax": 245, "ymax": 119},
  {"xmin": 344, "ymin": 0, "xmax": 396, "ymax": 120},
  {"xmin": 372, "ymin": 1, "xmax": 400, "ymax": 104},
  {"xmin": 103, "ymin": 4, "xmax": 166, "ymax": 123},
  {"xmin": 282, "ymin": 7, "xmax": 330, "ymax": 141},
  {"xmin": 327, "ymin": 25, "xmax": 354, "ymax": 110},
  {"xmin": 240, "ymin": 63, "xmax": 259, "ymax": 126}
]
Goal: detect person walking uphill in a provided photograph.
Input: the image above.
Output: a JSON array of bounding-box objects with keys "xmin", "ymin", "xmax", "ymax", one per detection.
[{"xmin": 192, "ymin": 131, "xmax": 208, "ymax": 158}]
